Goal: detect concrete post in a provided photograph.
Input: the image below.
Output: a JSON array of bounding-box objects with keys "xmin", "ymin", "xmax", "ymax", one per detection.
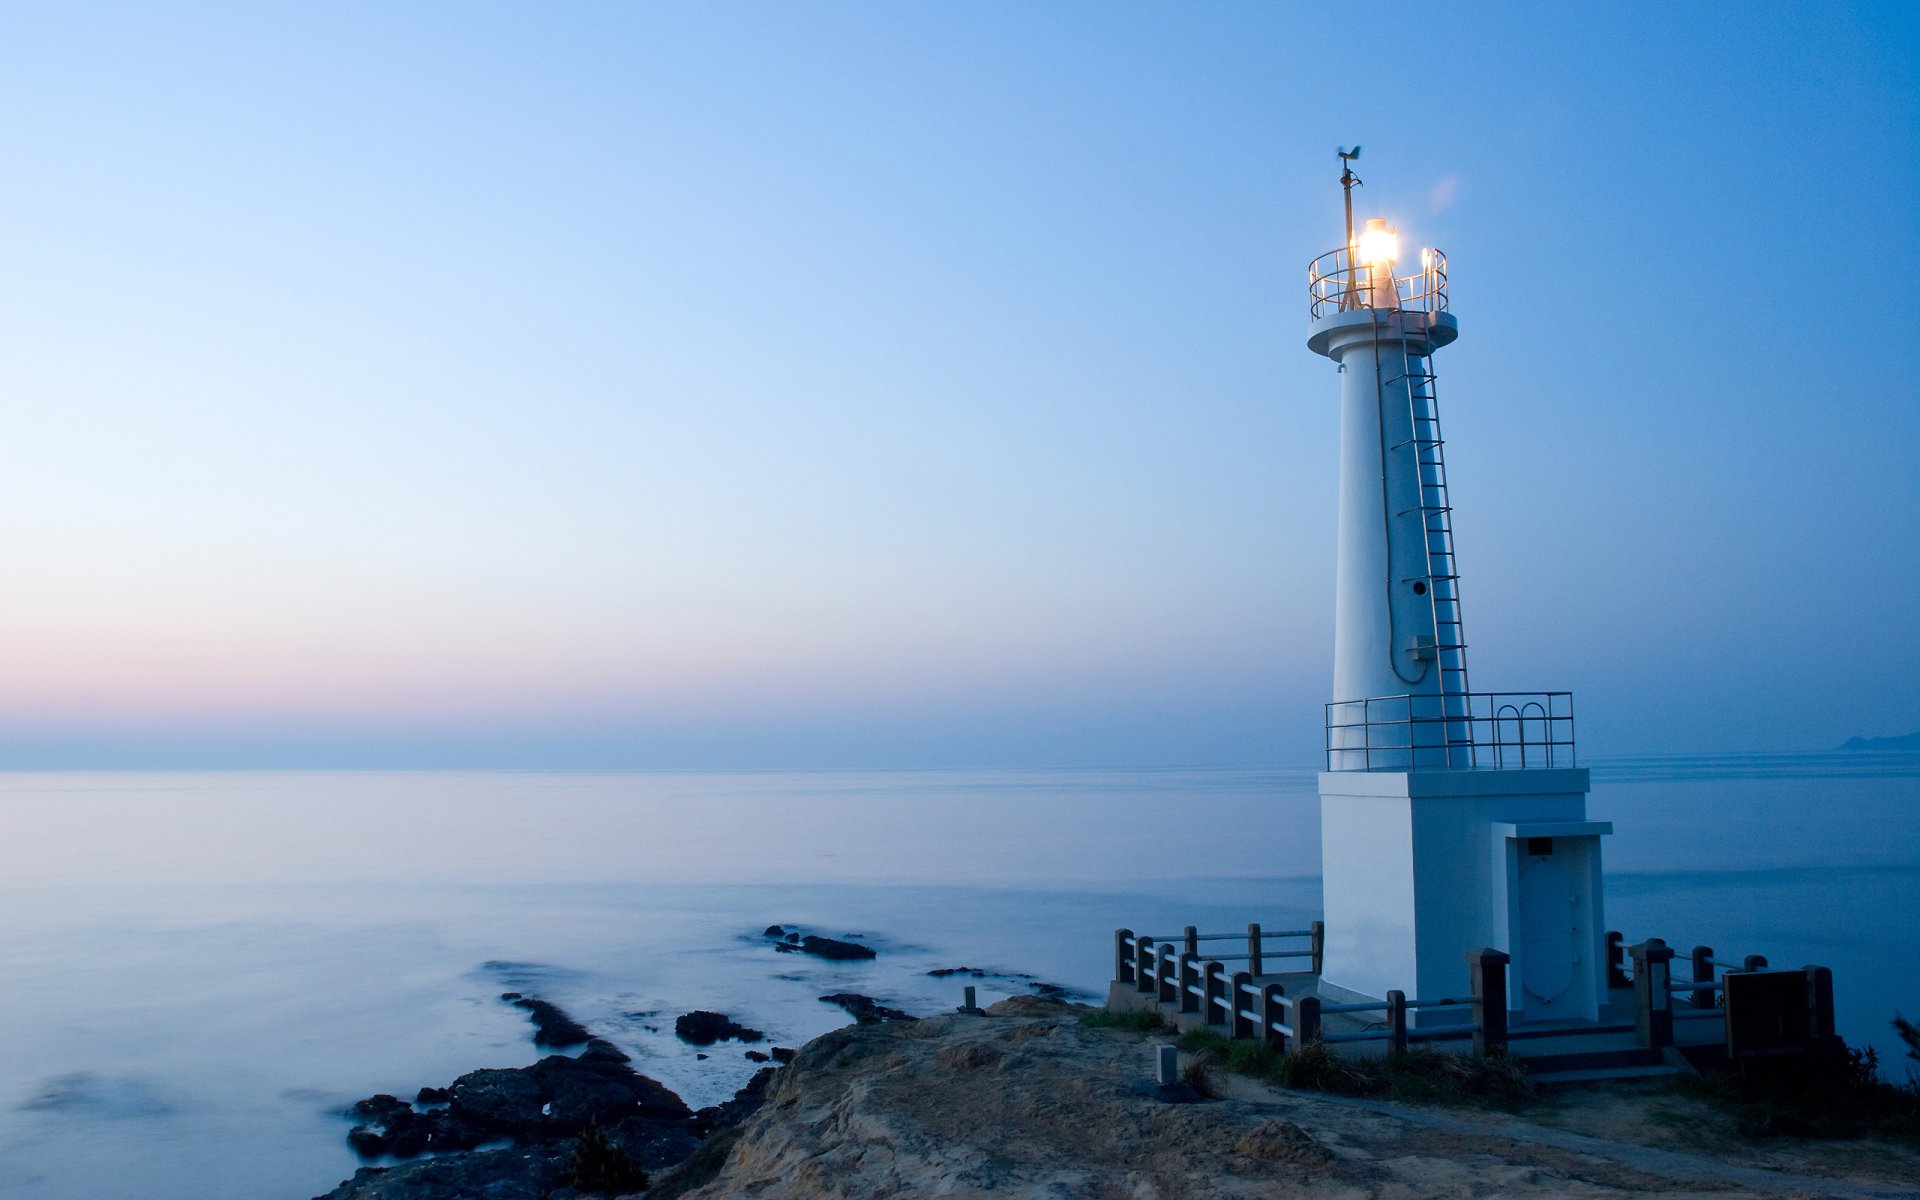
[
  {"xmin": 1310, "ymin": 921, "xmax": 1325, "ymax": 975},
  {"xmin": 1295, "ymin": 995, "xmax": 1322, "ymax": 1046},
  {"xmin": 1115, "ymin": 929, "xmax": 1135, "ymax": 985},
  {"xmin": 1805, "ymin": 965, "xmax": 1835, "ymax": 1040},
  {"xmin": 1230, "ymin": 971, "xmax": 1254, "ymax": 1040},
  {"xmin": 1690, "ymin": 945, "xmax": 1715, "ymax": 1010},
  {"xmin": 1204, "ymin": 961, "xmax": 1227, "ymax": 1026},
  {"xmin": 1386, "ymin": 989, "xmax": 1407, "ymax": 1055},
  {"xmin": 1261, "ymin": 983, "xmax": 1287, "ymax": 1050},
  {"xmin": 1606, "ymin": 930, "xmax": 1629, "ymax": 991},
  {"xmin": 958, "ymin": 985, "xmax": 982, "ymax": 1015},
  {"xmin": 1157, "ymin": 944, "xmax": 1178, "ymax": 1005},
  {"xmin": 1247, "ymin": 924, "xmax": 1263, "ymax": 976},
  {"xmin": 1155, "ymin": 1044, "xmax": 1178, "ymax": 1086},
  {"xmin": 1184, "ymin": 925, "xmax": 1199, "ymax": 958},
  {"xmin": 1630, "ymin": 938, "xmax": 1674, "ymax": 1048},
  {"xmin": 1178, "ymin": 952, "xmax": 1200, "ymax": 1014},
  {"xmin": 1135, "ymin": 937, "xmax": 1155, "ymax": 994},
  {"xmin": 1466, "ymin": 948, "xmax": 1509, "ymax": 1057}
]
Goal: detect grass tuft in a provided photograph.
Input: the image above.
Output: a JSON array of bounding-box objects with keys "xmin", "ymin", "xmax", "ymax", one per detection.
[{"xmin": 1078, "ymin": 1006, "xmax": 1169, "ymax": 1033}]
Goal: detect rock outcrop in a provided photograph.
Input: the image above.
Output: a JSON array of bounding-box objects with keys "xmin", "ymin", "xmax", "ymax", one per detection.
[{"xmin": 655, "ymin": 996, "xmax": 1911, "ymax": 1199}]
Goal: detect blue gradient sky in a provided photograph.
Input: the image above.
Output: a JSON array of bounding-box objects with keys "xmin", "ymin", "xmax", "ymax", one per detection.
[{"xmin": 0, "ymin": 2, "xmax": 1914, "ymax": 767}]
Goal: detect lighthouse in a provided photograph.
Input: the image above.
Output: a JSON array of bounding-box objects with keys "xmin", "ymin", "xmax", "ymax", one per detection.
[{"xmin": 1308, "ymin": 152, "xmax": 1612, "ymax": 1024}]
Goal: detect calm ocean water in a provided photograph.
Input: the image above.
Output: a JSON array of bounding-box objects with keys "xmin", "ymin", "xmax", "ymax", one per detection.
[{"xmin": 0, "ymin": 756, "xmax": 1915, "ymax": 1199}]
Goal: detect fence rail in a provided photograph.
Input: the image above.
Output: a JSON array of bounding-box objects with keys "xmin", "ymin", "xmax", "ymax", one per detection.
[{"xmin": 1114, "ymin": 926, "xmax": 1832, "ymax": 1064}]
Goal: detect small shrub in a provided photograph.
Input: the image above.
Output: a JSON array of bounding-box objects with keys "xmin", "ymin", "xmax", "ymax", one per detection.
[
  {"xmin": 564, "ymin": 1120, "xmax": 649, "ymax": 1195},
  {"xmin": 1274, "ymin": 1039, "xmax": 1380, "ymax": 1096},
  {"xmin": 1382, "ymin": 1046, "xmax": 1534, "ymax": 1108},
  {"xmin": 1226, "ymin": 1038, "xmax": 1288, "ymax": 1080},
  {"xmin": 1178, "ymin": 1028, "xmax": 1230, "ymax": 1055},
  {"xmin": 1181, "ymin": 1049, "xmax": 1225, "ymax": 1097},
  {"xmin": 1079, "ymin": 1006, "xmax": 1168, "ymax": 1033}
]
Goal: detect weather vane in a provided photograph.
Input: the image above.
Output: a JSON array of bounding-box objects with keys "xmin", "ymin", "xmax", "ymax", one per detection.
[{"xmin": 1337, "ymin": 145, "xmax": 1362, "ymax": 249}]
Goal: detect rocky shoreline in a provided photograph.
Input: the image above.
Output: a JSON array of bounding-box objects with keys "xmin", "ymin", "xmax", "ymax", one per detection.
[{"xmin": 311, "ymin": 925, "xmax": 1080, "ymax": 1199}]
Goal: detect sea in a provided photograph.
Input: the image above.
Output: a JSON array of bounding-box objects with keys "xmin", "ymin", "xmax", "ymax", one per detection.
[{"xmin": 1, "ymin": 754, "xmax": 1916, "ymax": 1200}]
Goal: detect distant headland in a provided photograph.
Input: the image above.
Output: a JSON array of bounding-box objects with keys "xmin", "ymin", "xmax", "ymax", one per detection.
[{"xmin": 1839, "ymin": 730, "xmax": 1920, "ymax": 751}]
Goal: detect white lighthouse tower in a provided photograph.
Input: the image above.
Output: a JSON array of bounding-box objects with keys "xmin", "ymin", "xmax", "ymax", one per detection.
[{"xmin": 1308, "ymin": 151, "xmax": 1611, "ymax": 1024}]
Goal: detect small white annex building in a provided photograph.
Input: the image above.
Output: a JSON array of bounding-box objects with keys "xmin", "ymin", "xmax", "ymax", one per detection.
[{"xmin": 1308, "ymin": 154, "xmax": 1610, "ymax": 1025}]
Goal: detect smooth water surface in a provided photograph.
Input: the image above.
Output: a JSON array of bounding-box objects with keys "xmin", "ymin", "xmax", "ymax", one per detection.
[{"xmin": 0, "ymin": 758, "xmax": 1914, "ymax": 1199}]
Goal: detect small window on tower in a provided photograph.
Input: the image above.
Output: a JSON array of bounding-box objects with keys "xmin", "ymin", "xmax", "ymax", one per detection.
[
  {"xmin": 1526, "ymin": 837, "xmax": 1554, "ymax": 857},
  {"xmin": 1412, "ymin": 581, "xmax": 1428, "ymax": 595}
]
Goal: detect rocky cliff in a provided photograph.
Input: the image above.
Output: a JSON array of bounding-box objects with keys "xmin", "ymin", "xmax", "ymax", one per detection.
[{"xmin": 655, "ymin": 996, "xmax": 1919, "ymax": 1200}]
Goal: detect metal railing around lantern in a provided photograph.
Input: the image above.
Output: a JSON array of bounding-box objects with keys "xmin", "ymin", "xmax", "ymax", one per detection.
[{"xmin": 1308, "ymin": 245, "xmax": 1448, "ymax": 319}]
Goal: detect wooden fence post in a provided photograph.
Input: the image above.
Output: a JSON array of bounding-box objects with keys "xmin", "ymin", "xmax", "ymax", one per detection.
[
  {"xmin": 1179, "ymin": 952, "xmax": 1200, "ymax": 1014},
  {"xmin": 1261, "ymin": 983, "xmax": 1287, "ymax": 1050},
  {"xmin": 1386, "ymin": 989, "xmax": 1407, "ymax": 1055},
  {"xmin": 1135, "ymin": 937, "xmax": 1155, "ymax": 994},
  {"xmin": 1230, "ymin": 971, "xmax": 1254, "ymax": 1040},
  {"xmin": 1466, "ymin": 947, "xmax": 1509, "ymax": 1057},
  {"xmin": 1743, "ymin": 954, "xmax": 1768, "ymax": 972},
  {"xmin": 1157, "ymin": 944, "xmax": 1178, "ymax": 1005},
  {"xmin": 1690, "ymin": 945, "xmax": 1716, "ymax": 1009},
  {"xmin": 1630, "ymin": 938, "xmax": 1674, "ymax": 1048},
  {"xmin": 1184, "ymin": 925, "xmax": 1199, "ymax": 958},
  {"xmin": 1295, "ymin": 995, "xmax": 1322, "ymax": 1046},
  {"xmin": 1247, "ymin": 923, "xmax": 1263, "ymax": 976},
  {"xmin": 1115, "ymin": 929, "xmax": 1134, "ymax": 985},
  {"xmin": 1310, "ymin": 920, "xmax": 1325, "ymax": 975},
  {"xmin": 1204, "ymin": 961, "xmax": 1227, "ymax": 1026}
]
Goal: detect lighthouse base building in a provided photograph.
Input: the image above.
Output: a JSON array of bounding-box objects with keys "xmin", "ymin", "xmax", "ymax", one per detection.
[{"xmin": 1318, "ymin": 768, "xmax": 1609, "ymax": 1025}]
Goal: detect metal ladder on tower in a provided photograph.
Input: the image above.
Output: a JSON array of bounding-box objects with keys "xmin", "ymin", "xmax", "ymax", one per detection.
[{"xmin": 1389, "ymin": 336, "xmax": 1474, "ymax": 763}]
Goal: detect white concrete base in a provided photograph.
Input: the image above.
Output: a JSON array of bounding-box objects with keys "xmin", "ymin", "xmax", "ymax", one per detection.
[{"xmin": 1319, "ymin": 768, "xmax": 1609, "ymax": 1023}]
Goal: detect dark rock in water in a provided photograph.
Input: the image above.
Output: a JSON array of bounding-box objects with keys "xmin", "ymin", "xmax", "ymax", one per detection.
[
  {"xmin": 347, "ymin": 1098, "xmax": 490, "ymax": 1161},
  {"xmin": 448, "ymin": 1068, "xmax": 548, "ymax": 1141},
  {"xmin": 530, "ymin": 1052, "xmax": 691, "ymax": 1129},
  {"xmin": 349, "ymin": 1094, "xmax": 412, "ymax": 1124},
  {"xmin": 764, "ymin": 924, "xmax": 786, "ymax": 937},
  {"xmin": 773, "ymin": 941, "xmax": 800, "ymax": 953},
  {"xmin": 314, "ymin": 1144, "xmax": 569, "ymax": 1199},
  {"xmin": 695, "ymin": 1053, "xmax": 708, "ymax": 1060},
  {"xmin": 771, "ymin": 1046, "xmax": 797, "ymax": 1064},
  {"xmin": 499, "ymin": 991, "xmax": 523, "ymax": 1001},
  {"xmin": 674, "ymin": 1010, "xmax": 766, "ymax": 1045},
  {"xmin": 447, "ymin": 1053, "xmax": 691, "ymax": 1142},
  {"xmin": 928, "ymin": 967, "xmax": 991, "ymax": 978},
  {"xmin": 578, "ymin": 1038, "xmax": 631, "ymax": 1065},
  {"xmin": 1031, "ymin": 982, "xmax": 1070, "ymax": 999},
  {"xmin": 784, "ymin": 932, "xmax": 800, "ymax": 943},
  {"xmin": 346, "ymin": 1124, "xmax": 388, "ymax": 1158},
  {"xmin": 414, "ymin": 1086, "xmax": 449, "ymax": 1105},
  {"xmin": 796, "ymin": 934, "xmax": 875, "ymax": 961},
  {"xmin": 743, "ymin": 1049, "xmax": 770, "ymax": 1063},
  {"xmin": 688, "ymin": 1066, "xmax": 778, "ymax": 1138},
  {"xmin": 819, "ymin": 993, "xmax": 918, "ymax": 1023},
  {"xmin": 504, "ymin": 995, "xmax": 591, "ymax": 1047}
]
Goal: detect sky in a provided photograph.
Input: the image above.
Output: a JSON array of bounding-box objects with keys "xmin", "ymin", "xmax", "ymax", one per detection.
[{"xmin": 0, "ymin": 1, "xmax": 1914, "ymax": 769}]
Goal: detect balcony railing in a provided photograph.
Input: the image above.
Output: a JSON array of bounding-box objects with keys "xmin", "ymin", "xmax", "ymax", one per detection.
[{"xmin": 1324, "ymin": 691, "xmax": 1575, "ymax": 771}]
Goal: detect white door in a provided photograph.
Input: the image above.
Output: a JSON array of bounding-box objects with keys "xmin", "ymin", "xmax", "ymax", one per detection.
[{"xmin": 1518, "ymin": 857, "xmax": 1575, "ymax": 1016}]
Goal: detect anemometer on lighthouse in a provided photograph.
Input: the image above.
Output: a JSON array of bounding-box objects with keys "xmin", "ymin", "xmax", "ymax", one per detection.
[{"xmin": 1306, "ymin": 149, "xmax": 1611, "ymax": 1025}]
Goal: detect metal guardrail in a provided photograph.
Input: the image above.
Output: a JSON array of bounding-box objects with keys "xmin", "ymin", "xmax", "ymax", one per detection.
[
  {"xmin": 1325, "ymin": 691, "xmax": 1575, "ymax": 771},
  {"xmin": 1308, "ymin": 245, "xmax": 1448, "ymax": 319}
]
